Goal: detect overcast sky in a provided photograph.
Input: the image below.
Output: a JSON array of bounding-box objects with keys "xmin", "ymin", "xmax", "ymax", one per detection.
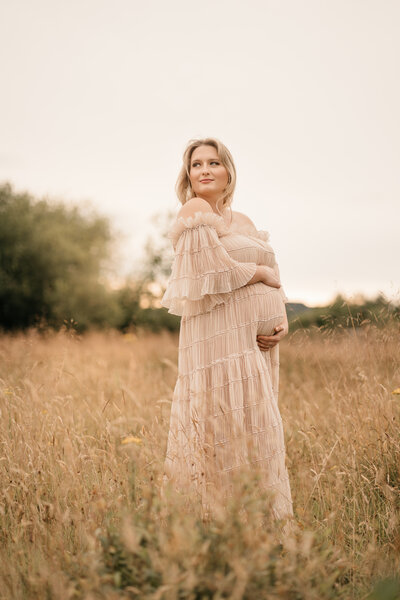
[{"xmin": 0, "ymin": 0, "xmax": 399, "ymax": 306}]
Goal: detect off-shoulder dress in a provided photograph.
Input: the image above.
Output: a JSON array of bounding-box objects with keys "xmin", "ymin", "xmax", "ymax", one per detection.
[{"xmin": 161, "ymin": 210, "xmax": 293, "ymax": 521}]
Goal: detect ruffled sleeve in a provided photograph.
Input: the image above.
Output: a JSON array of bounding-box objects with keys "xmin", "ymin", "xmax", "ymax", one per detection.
[{"xmin": 161, "ymin": 211, "xmax": 258, "ymax": 317}]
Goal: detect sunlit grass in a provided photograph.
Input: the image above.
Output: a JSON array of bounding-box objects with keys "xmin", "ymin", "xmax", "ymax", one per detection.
[{"xmin": 0, "ymin": 321, "xmax": 399, "ymax": 598}]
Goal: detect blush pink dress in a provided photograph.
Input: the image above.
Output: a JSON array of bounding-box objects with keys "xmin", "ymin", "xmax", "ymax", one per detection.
[{"xmin": 161, "ymin": 210, "xmax": 293, "ymax": 522}]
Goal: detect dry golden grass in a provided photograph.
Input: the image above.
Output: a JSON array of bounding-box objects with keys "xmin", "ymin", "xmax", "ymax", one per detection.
[{"xmin": 0, "ymin": 322, "xmax": 399, "ymax": 599}]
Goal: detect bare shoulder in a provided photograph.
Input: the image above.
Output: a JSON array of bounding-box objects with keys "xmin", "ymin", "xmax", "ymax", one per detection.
[
  {"xmin": 232, "ymin": 210, "xmax": 257, "ymax": 229},
  {"xmin": 177, "ymin": 197, "xmax": 213, "ymax": 219}
]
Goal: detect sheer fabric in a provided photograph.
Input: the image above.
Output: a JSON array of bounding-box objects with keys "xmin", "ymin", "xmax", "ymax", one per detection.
[{"xmin": 161, "ymin": 210, "xmax": 293, "ymax": 521}]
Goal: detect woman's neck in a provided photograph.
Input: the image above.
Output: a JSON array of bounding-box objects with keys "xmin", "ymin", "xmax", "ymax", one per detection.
[{"xmin": 203, "ymin": 198, "xmax": 228, "ymax": 215}]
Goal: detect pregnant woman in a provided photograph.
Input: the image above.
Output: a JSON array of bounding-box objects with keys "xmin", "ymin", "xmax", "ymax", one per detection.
[{"xmin": 161, "ymin": 137, "xmax": 293, "ymax": 525}]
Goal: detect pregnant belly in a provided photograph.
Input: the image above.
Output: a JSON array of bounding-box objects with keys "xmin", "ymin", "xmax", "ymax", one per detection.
[
  {"xmin": 240, "ymin": 281, "xmax": 286, "ymax": 337},
  {"xmin": 179, "ymin": 281, "xmax": 286, "ymax": 371}
]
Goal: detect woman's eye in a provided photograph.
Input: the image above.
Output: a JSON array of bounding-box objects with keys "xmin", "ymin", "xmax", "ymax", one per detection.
[{"xmin": 191, "ymin": 161, "xmax": 219, "ymax": 167}]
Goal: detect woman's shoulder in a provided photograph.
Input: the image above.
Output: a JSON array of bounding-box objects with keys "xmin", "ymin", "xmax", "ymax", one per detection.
[
  {"xmin": 168, "ymin": 201, "xmax": 228, "ymax": 246},
  {"xmin": 231, "ymin": 210, "xmax": 256, "ymax": 229},
  {"xmin": 177, "ymin": 197, "xmax": 213, "ymax": 219}
]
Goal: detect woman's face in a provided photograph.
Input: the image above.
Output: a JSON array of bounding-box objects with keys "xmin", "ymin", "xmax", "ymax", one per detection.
[{"xmin": 189, "ymin": 145, "xmax": 229, "ymax": 200}]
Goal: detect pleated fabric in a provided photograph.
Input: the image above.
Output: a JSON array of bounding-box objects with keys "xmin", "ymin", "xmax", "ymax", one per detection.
[{"xmin": 161, "ymin": 210, "xmax": 293, "ymax": 522}]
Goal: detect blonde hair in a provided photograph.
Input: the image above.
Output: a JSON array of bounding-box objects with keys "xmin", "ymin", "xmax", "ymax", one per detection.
[{"xmin": 175, "ymin": 137, "xmax": 237, "ymax": 216}]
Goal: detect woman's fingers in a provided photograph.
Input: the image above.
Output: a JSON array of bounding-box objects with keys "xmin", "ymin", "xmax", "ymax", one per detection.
[
  {"xmin": 256, "ymin": 335, "xmax": 279, "ymax": 350},
  {"xmin": 257, "ymin": 325, "xmax": 286, "ymax": 350}
]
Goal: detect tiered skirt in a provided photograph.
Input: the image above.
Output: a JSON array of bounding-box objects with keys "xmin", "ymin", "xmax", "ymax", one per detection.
[{"xmin": 163, "ymin": 281, "xmax": 293, "ymax": 521}]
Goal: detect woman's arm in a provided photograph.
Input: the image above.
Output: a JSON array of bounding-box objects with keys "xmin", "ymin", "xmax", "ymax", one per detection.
[
  {"xmin": 177, "ymin": 199, "xmax": 281, "ymax": 289},
  {"xmin": 247, "ymin": 265, "xmax": 281, "ymax": 287}
]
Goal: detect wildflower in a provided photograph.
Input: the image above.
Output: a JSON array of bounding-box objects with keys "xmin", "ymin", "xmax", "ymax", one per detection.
[
  {"xmin": 121, "ymin": 436, "xmax": 142, "ymax": 445},
  {"xmin": 123, "ymin": 333, "xmax": 137, "ymax": 342}
]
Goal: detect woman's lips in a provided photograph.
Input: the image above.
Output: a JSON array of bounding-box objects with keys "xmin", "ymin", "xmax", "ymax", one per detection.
[{"xmin": 200, "ymin": 179, "xmax": 214, "ymax": 183}]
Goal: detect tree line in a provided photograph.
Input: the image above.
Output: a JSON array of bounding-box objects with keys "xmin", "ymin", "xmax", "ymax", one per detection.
[
  {"xmin": 0, "ymin": 182, "xmax": 178, "ymax": 333},
  {"xmin": 0, "ymin": 182, "xmax": 397, "ymax": 334}
]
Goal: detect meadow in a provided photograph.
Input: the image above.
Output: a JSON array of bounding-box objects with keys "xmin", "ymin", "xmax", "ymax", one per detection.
[{"xmin": 0, "ymin": 320, "xmax": 399, "ymax": 599}]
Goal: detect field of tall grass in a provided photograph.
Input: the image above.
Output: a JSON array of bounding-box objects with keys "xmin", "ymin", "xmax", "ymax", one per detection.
[{"xmin": 1, "ymin": 320, "xmax": 399, "ymax": 599}]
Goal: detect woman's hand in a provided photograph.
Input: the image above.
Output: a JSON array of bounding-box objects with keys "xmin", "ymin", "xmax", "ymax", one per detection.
[
  {"xmin": 256, "ymin": 318, "xmax": 289, "ymax": 352},
  {"xmin": 260, "ymin": 266, "xmax": 281, "ymax": 289}
]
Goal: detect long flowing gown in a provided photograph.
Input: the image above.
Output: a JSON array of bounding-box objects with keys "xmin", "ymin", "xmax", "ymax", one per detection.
[{"xmin": 160, "ymin": 210, "xmax": 293, "ymax": 522}]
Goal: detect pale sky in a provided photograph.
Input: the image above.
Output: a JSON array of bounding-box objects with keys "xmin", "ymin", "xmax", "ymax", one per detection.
[{"xmin": 1, "ymin": 0, "xmax": 399, "ymax": 306}]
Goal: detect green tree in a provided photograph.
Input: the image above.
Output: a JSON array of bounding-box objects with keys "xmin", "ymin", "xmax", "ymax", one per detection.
[{"xmin": 0, "ymin": 182, "xmax": 121, "ymax": 331}]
